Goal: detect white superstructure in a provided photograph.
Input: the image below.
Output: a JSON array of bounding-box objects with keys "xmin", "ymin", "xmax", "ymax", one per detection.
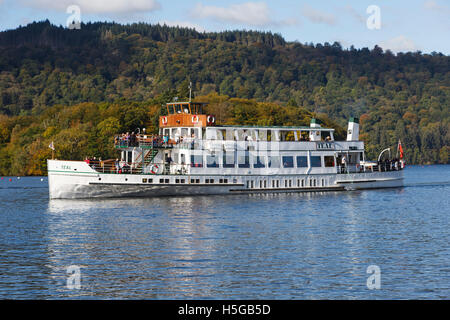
[{"xmin": 48, "ymin": 102, "xmax": 404, "ymax": 199}]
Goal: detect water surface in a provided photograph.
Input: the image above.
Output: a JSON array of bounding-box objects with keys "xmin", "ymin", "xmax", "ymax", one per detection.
[{"xmin": 0, "ymin": 165, "xmax": 449, "ymax": 299}]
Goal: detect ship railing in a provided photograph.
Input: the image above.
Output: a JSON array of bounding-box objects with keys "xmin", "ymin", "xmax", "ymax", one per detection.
[
  {"xmin": 87, "ymin": 160, "xmax": 190, "ymax": 175},
  {"xmin": 337, "ymin": 162, "xmax": 403, "ymax": 174},
  {"xmin": 114, "ymin": 135, "xmax": 179, "ymax": 149},
  {"xmin": 87, "ymin": 160, "xmax": 144, "ymax": 174}
]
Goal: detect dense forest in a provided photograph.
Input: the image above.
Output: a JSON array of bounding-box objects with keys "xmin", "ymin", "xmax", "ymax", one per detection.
[{"xmin": 0, "ymin": 21, "xmax": 448, "ymax": 175}]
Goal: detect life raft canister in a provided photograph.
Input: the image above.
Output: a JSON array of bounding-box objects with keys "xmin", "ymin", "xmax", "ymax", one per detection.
[
  {"xmin": 207, "ymin": 115, "xmax": 215, "ymax": 125},
  {"xmin": 192, "ymin": 115, "xmax": 199, "ymax": 123},
  {"xmin": 161, "ymin": 116, "xmax": 168, "ymax": 125},
  {"xmin": 149, "ymin": 164, "xmax": 159, "ymax": 174}
]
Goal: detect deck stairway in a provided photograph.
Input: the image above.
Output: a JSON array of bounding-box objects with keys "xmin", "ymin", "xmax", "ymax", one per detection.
[{"xmin": 135, "ymin": 148, "xmax": 159, "ymax": 172}]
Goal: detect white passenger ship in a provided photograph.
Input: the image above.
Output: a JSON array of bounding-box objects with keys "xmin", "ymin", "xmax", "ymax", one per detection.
[{"xmin": 47, "ymin": 101, "xmax": 404, "ymax": 199}]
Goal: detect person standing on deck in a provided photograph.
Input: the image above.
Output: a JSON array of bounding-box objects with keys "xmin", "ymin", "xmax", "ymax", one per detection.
[{"xmin": 341, "ymin": 155, "xmax": 347, "ymax": 173}]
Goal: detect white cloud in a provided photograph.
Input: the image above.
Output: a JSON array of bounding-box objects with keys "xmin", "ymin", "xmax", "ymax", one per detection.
[
  {"xmin": 344, "ymin": 5, "xmax": 364, "ymax": 24},
  {"xmin": 302, "ymin": 4, "xmax": 336, "ymax": 26},
  {"xmin": 191, "ymin": 2, "xmax": 297, "ymax": 27},
  {"xmin": 19, "ymin": 0, "xmax": 161, "ymax": 14},
  {"xmin": 424, "ymin": 0, "xmax": 450, "ymax": 12},
  {"xmin": 424, "ymin": 0, "xmax": 440, "ymax": 10},
  {"xmin": 379, "ymin": 36, "xmax": 419, "ymax": 53},
  {"xmin": 159, "ymin": 21, "xmax": 206, "ymax": 33}
]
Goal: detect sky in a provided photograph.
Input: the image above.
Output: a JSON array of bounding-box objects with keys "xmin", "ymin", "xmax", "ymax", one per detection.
[{"xmin": 0, "ymin": 0, "xmax": 448, "ymax": 54}]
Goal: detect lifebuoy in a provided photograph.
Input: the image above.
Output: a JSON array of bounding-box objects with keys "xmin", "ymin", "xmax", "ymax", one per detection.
[
  {"xmin": 192, "ymin": 115, "xmax": 199, "ymax": 123},
  {"xmin": 161, "ymin": 116, "xmax": 168, "ymax": 125},
  {"xmin": 149, "ymin": 164, "xmax": 159, "ymax": 174},
  {"xmin": 207, "ymin": 115, "xmax": 215, "ymax": 124}
]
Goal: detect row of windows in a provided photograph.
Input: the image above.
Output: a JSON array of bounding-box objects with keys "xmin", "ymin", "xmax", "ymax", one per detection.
[
  {"xmin": 247, "ymin": 178, "xmax": 327, "ymax": 189},
  {"xmin": 140, "ymin": 177, "xmax": 326, "ymax": 187},
  {"xmin": 141, "ymin": 178, "xmax": 230, "ymax": 184},
  {"xmin": 191, "ymin": 155, "xmax": 335, "ymax": 168}
]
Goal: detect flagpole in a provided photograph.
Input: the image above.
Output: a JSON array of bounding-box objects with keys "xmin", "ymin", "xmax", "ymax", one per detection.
[{"xmin": 397, "ymin": 140, "xmax": 399, "ymax": 159}]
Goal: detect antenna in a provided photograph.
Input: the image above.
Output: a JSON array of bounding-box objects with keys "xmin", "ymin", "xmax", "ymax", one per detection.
[{"xmin": 189, "ymin": 82, "xmax": 192, "ymax": 102}]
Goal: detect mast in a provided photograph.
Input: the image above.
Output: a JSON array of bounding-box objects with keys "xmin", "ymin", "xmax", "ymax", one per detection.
[{"xmin": 189, "ymin": 82, "xmax": 192, "ymax": 102}]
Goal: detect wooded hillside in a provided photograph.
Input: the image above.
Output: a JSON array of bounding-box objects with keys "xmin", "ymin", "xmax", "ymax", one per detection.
[{"xmin": 0, "ymin": 21, "xmax": 448, "ymax": 175}]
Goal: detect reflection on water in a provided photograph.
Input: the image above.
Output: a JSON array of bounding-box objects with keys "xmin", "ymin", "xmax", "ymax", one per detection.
[{"xmin": 0, "ymin": 166, "xmax": 449, "ymax": 299}]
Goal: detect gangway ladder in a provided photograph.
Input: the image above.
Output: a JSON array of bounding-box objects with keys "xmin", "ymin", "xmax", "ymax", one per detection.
[{"xmin": 136, "ymin": 147, "xmax": 159, "ymax": 173}]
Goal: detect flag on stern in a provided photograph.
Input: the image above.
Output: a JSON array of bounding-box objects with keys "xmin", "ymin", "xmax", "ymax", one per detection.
[
  {"xmin": 398, "ymin": 140, "xmax": 404, "ymax": 159},
  {"xmin": 49, "ymin": 141, "xmax": 55, "ymax": 151}
]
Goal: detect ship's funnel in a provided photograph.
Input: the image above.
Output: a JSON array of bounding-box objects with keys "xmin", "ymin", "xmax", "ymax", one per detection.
[
  {"xmin": 309, "ymin": 118, "xmax": 321, "ymax": 141},
  {"xmin": 347, "ymin": 117, "xmax": 359, "ymax": 141}
]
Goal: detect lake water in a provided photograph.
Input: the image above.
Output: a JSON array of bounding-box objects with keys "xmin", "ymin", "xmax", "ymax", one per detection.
[{"xmin": 0, "ymin": 165, "xmax": 449, "ymax": 299}]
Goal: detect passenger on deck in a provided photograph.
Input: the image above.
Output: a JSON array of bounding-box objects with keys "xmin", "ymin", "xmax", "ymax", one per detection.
[
  {"xmin": 341, "ymin": 156, "xmax": 347, "ymax": 173},
  {"xmin": 130, "ymin": 132, "xmax": 136, "ymax": 146},
  {"xmin": 394, "ymin": 158, "xmax": 399, "ymax": 171},
  {"xmin": 115, "ymin": 159, "xmax": 120, "ymax": 173}
]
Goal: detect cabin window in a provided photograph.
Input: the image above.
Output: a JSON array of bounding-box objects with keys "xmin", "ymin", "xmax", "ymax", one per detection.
[
  {"xmin": 282, "ymin": 131, "xmax": 296, "ymax": 141},
  {"xmin": 324, "ymin": 156, "xmax": 335, "ymax": 167},
  {"xmin": 238, "ymin": 152, "xmax": 250, "ymax": 168},
  {"xmin": 165, "ymin": 179, "xmax": 169, "ymax": 183},
  {"xmin": 223, "ymin": 152, "xmax": 235, "ymax": 168},
  {"xmin": 296, "ymin": 156, "xmax": 308, "ymax": 168},
  {"xmin": 258, "ymin": 130, "xmax": 267, "ymax": 141},
  {"xmin": 142, "ymin": 178, "xmax": 147, "ymax": 183},
  {"xmin": 282, "ymin": 156, "xmax": 294, "ymax": 168},
  {"xmin": 254, "ymin": 155, "xmax": 265, "ymax": 168},
  {"xmin": 190, "ymin": 155, "xmax": 203, "ymax": 167},
  {"xmin": 224, "ymin": 179, "xmax": 228, "ymax": 184},
  {"xmin": 148, "ymin": 179, "xmax": 153, "ymax": 183},
  {"xmin": 268, "ymin": 156, "xmax": 280, "ymax": 168},
  {"xmin": 189, "ymin": 128, "xmax": 197, "ymax": 138},
  {"xmin": 207, "ymin": 154, "xmax": 219, "ymax": 168},
  {"xmin": 160, "ymin": 178, "xmax": 164, "ymax": 183},
  {"xmin": 271, "ymin": 130, "xmax": 280, "ymax": 141},
  {"xmin": 310, "ymin": 156, "xmax": 322, "ymax": 167}
]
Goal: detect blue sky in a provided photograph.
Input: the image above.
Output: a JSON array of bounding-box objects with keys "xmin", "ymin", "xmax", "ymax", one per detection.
[{"xmin": 0, "ymin": 0, "xmax": 449, "ymax": 54}]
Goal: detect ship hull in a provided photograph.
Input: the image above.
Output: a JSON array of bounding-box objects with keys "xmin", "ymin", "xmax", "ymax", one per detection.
[{"xmin": 48, "ymin": 160, "xmax": 404, "ymax": 199}]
